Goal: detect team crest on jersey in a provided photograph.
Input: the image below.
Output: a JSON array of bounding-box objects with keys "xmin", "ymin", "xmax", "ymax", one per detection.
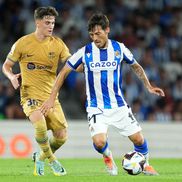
[
  {"xmin": 48, "ymin": 52, "xmax": 56, "ymax": 59},
  {"xmin": 115, "ymin": 50, "xmax": 121, "ymax": 59}
]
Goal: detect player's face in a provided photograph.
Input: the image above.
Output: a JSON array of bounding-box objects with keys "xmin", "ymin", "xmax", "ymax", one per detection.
[
  {"xmin": 89, "ymin": 25, "xmax": 110, "ymax": 48},
  {"xmin": 36, "ymin": 16, "xmax": 55, "ymax": 37}
]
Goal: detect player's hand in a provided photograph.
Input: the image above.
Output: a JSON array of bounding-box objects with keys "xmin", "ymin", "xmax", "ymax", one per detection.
[
  {"xmin": 148, "ymin": 86, "xmax": 165, "ymax": 97},
  {"xmin": 40, "ymin": 98, "xmax": 54, "ymax": 116},
  {"xmin": 10, "ymin": 73, "xmax": 21, "ymax": 89}
]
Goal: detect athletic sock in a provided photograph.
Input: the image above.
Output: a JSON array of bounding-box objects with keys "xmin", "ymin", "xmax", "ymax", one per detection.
[
  {"xmin": 39, "ymin": 136, "xmax": 67, "ymax": 161},
  {"xmin": 134, "ymin": 139, "xmax": 149, "ymax": 166},
  {"xmin": 93, "ymin": 141, "xmax": 111, "ymax": 157},
  {"xmin": 33, "ymin": 120, "xmax": 56, "ymax": 163}
]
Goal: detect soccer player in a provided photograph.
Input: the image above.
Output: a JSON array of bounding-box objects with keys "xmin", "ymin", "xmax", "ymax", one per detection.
[
  {"xmin": 41, "ymin": 13, "xmax": 165, "ymax": 176},
  {"xmin": 2, "ymin": 6, "xmax": 72, "ymax": 176}
]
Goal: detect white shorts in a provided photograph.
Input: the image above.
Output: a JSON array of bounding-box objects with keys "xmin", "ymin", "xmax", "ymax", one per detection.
[{"xmin": 86, "ymin": 106, "xmax": 142, "ymax": 137}]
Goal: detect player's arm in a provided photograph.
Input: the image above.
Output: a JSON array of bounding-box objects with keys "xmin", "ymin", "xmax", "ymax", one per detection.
[
  {"xmin": 2, "ymin": 58, "xmax": 21, "ymax": 89},
  {"xmin": 75, "ymin": 63, "xmax": 84, "ymax": 72},
  {"xmin": 59, "ymin": 39, "xmax": 83, "ymax": 72},
  {"xmin": 63, "ymin": 56, "xmax": 84, "ymax": 73},
  {"xmin": 41, "ymin": 64, "xmax": 72, "ymax": 116},
  {"xmin": 131, "ymin": 62, "xmax": 165, "ymax": 97}
]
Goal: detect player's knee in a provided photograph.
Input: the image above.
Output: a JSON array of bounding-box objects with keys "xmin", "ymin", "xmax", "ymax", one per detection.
[
  {"xmin": 53, "ymin": 128, "xmax": 67, "ymax": 138},
  {"xmin": 93, "ymin": 140, "xmax": 108, "ymax": 154},
  {"xmin": 32, "ymin": 120, "xmax": 47, "ymax": 133},
  {"xmin": 53, "ymin": 131, "xmax": 68, "ymax": 145},
  {"xmin": 133, "ymin": 137, "xmax": 144, "ymax": 146},
  {"xmin": 130, "ymin": 132, "xmax": 144, "ymax": 146},
  {"xmin": 29, "ymin": 110, "xmax": 44, "ymax": 122},
  {"xmin": 93, "ymin": 140, "xmax": 106, "ymax": 149},
  {"xmin": 57, "ymin": 136, "xmax": 67, "ymax": 145}
]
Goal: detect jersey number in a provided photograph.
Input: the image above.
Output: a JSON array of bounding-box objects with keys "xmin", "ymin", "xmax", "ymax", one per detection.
[
  {"xmin": 27, "ymin": 99, "xmax": 38, "ymax": 106},
  {"xmin": 128, "ymin": 112, "xmax": 135, "ymax": 120}
]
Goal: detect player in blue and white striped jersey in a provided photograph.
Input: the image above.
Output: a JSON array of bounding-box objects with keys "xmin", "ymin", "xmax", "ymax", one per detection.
[
  {"xmin": 41, "ymin": 13, "xmax": 165, "ymax": 176},
  {"xmin": 67, "ymin": 39, "xmax": 133, "ymax": 109}
]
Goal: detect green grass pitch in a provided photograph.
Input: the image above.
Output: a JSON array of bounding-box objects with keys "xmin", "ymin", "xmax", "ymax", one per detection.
[{"xmin": 0, "ymin": 158, "xmax": 181, "ymax": 182}]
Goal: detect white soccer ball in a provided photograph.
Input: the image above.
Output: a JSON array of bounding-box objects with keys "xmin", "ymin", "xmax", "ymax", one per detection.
[{"xmin": 122, "ymin": 151, "xmax": 146, "ymax": 175}]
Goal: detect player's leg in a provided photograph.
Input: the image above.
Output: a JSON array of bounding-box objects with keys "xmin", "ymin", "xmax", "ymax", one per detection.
[
  {"xmin": 29, "ymin": 110, "xmax": 56, "ymax": 175},
  {"xmin": 49, "ymin": 128, "xmax": 67, "ymax": 176},
  {"xmin": 39, "ymin": 103, "xmax": 67, "ymax": 176},
  {"xmin": 92, "ymin": 133, "xmax": 110, "ymax": 156},
  {"xmin": 128, "ymin": 132, "xmax": 148, "ymax": 163},
  {"xmin": 92, "ymin": 133, "xmax": 118, "ymax": 175},
  {"xmin": 113, "ymin": 105, "xmax": 158, "ymax": 175},
  {"xmin": 40, "ymin": 103, "xmax": 67, "ymax": 158},
  {"xmin": 39, "ymin": 128, "xmax": 67, "ymax": 160},
  {"xmin": 50, "ymin": 129, "xmax": 67, "ymax": 155},
  {"xmin": 87, "ymin": 110, "xmax": 118, "ymax": 176},
  {"xmin": 129, "ymin": 132, "xmax": 159, "ymax": 176},
  {"xmin": 39, "ymin": 128, "xmax": 67, "ymax": 176}
]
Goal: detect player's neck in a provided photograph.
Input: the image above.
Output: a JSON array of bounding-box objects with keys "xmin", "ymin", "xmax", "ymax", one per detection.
[
  {"xmin": 95, "ymin": 39, "xmax": 109, "ymax": 49},
  {"xmin": 103, "ymin": 40, "xmax": 108, "ymax": 49},
  {"xmin": 34, "ymin": 30, "xmax": 48, "ymax": 41}
]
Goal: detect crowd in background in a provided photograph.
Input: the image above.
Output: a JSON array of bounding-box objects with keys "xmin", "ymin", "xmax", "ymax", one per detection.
[{"xmin": 0, "ymin": 0, "xmax": 182, "ymax": 122}]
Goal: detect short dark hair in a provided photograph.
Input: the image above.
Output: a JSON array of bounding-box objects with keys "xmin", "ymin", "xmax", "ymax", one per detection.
[
  {"xmin": 34, "ymin": 6, "xmax": 58, "ymax": 20},
  {"xmin": 88, "ymin": 13, "xmax": 109, "ymax": 32}
]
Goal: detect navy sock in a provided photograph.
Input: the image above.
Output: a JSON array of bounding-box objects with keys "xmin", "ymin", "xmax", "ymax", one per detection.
[{"xmin": 134, "ymin": 139, "xmax": 148, "ymax": 156}]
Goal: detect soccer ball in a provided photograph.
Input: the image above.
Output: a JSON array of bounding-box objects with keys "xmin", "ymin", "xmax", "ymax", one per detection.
[{"xmin": 122, "ymin": 151, "xmax": 146, "ymax": 175}]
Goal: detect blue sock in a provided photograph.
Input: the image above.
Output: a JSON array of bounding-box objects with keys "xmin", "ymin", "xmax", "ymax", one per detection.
[
  {"xmin": 93, "ymin": 141, "xmax": 110, "ymax": 156},
  {"xmin": 134, "ymin": 139, "xmax": 148, "ymax": 156}
]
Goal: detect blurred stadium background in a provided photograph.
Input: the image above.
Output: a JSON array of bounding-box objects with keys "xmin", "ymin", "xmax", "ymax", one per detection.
[{"xmin": 0, "ymin": 0, "xmax": 181, "ymax": 158}]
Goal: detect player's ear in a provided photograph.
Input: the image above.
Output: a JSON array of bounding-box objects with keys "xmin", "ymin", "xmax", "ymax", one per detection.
[
  {"xmin": 105, "ymin": 27, "xmax": 110, "ymax": 34},
  {"xmin": 35, "ymin": 19, "xmax": 40, "ymax": 28}
]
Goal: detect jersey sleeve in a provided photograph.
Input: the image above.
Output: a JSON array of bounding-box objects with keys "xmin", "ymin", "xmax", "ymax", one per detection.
[
  {"xmin": 59, "ymin": 39, "xmax": 71, "ymax": 63},
  {"xmin": 7, "ymin": 39, "xmax": 23, "ymax": 62},
  {"xmin": 121, "ymin": 43, "xmax": 137, "ymax": 65},
  {"xmin": 66, "ymin": 47, "xmax": 84, "ymax": 70}
]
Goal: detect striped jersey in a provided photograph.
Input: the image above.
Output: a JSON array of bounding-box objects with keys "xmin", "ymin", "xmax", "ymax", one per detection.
[{"xmin": 67, "ymin": 39, "xmax": 137, "ymax": 109}]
